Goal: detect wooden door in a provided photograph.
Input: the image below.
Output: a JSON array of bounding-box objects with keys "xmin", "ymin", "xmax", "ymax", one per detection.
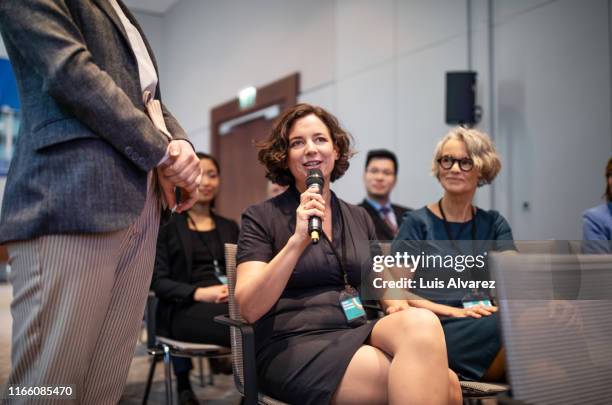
[{"xmin": 211, "ymin": 73, "xmax": 299, "ymax": 222}]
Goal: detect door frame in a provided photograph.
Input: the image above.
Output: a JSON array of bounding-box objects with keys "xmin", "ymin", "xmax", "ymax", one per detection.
[{"xmin": 210, "ymin": 73, "xmax": 300, "ymax": 161}]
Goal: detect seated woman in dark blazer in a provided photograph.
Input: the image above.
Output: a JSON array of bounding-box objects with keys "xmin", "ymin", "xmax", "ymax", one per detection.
[
  {"xmin": 151, "ymin": 152, "xmax": 239, "ymax": 404},
  {"xmin": 236, "ymin": 104, "xmax": 461, "ymax": 405},
  {"xmin": 392, "ymin": 127, "xmax": 515, "ymax": 382}
]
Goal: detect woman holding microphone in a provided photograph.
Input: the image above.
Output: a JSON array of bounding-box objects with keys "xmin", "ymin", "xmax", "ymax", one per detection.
[{"xmin": 235, "ymin": 104, "xmax": 461, "ymax": 404}]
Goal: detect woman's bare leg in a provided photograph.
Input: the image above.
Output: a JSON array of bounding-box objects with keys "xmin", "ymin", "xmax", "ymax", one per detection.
[
  {"xmin": 448, "ymin": 369, "xmax": 462, "ymax": 405},
  {"xmin": 333, "ymin": 308, "xmax": 462, "ymax": 404},
  {"xmin": 370, "ymin": 308, "xmax": 460, "ymax": 404},
  {"xmin": 332, "ymin": 345, "xmax": 391, "ymax": 405}
]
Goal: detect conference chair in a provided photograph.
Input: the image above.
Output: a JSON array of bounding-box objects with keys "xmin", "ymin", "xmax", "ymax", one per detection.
[
  {"xmin": 490, "ymin": 252, "xmax": 612, "ymax": 404},
  {"xmin": 214, "ymin": 243, "xmax": 288, "ymax": 405},
  {"xmin": 142, "ymin": 292, "xmax": 231, "ymax": 405}
]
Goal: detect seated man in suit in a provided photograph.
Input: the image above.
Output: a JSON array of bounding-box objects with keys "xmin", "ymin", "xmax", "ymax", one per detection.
[{"xmin": 359, "ymin": 149, "xmax": 411, "ymax": 240}]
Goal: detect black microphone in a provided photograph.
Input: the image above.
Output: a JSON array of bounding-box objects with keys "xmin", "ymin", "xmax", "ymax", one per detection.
[{"xmin": 306, "ymin": 169, "xmax": 324, "ymax": 244}]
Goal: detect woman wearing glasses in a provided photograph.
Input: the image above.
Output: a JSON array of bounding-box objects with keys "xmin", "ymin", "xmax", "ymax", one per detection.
[{"xmin": 392, "ymin": 127, "xmax": 515, "ymax": 382}]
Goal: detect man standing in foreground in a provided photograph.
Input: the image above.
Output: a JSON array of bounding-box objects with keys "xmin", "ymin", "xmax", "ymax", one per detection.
[
  {"xmin": 359, "ymin": 149, "xmax": 411, "ymax": 241},
  {"xmin": 0, "ymin": 1, "xmax": 200, "ymax": 403}
]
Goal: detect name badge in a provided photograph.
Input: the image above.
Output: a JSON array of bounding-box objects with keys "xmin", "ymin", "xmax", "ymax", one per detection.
[
  {"xmin": 339, "ymin": 287, "xmax": 366, "ymax": 324},
  {"xmin": 213, "ymin": 260, "xmax": 228, "ymax": 285},
  {"xmin": 462, "ymin": 299, "xmax": 492, "ymax": 309},
  {"xmin": 461, "ymin": 289, "xmax": 492, "ymax": 309}
]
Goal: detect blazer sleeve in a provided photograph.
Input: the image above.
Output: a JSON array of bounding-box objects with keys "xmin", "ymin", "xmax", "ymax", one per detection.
[
  {"xmin": 0, "ymin": 0, "xmax": 168, "ymax": 171},
  {"xmin": 151, "ymin": 222, "xmax": 197, "ymax": 302},
  {"xmin": 582, "ymin": 209, "xmax": 612, "ymax": 253},
  {"xmin": 583, "ymin": 210, "xmax": 609, "ymax": 240},
  {"xmin": 161, "ymin": 101, "xmax": 188, "ymax": 142}
]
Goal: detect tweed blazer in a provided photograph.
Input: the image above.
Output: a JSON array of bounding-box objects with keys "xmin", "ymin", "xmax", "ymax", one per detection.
[{"xmin": 0, "ymin": 0, "xmax": 188, "ymax": 243}]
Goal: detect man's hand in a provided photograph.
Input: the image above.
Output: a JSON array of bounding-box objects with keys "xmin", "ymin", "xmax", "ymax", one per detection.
[
  {"xmin": 160, "ymin": 140, "xmax": 201, "ymax": 189},
  {"xmin": 157, "ymin": 140, "xmax": 201, "ymax": 212},
  {"xmin": 157, "ymin": 170, "xmax": 199, "ymax": 213}
]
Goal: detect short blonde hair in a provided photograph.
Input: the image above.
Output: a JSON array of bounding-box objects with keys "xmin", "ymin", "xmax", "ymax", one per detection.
[{"xmin": 431, "ymin": 127, "xmax": 501, "ymax": 187}]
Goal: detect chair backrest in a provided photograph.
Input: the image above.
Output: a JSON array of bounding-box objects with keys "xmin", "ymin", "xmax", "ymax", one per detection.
[
  {"xmin": 379, "ymin": 241, "xmax": 391, "ymax": 256},
  {"xmin": 490, "ymin": 253, "xmax": 612, "ymax": 404},
  {"xmin": 224, "ymin": 243, "xmax": 246, "ymax": 392},
  {"xmin": 514, "ymin": 240, "xmax": 560, "ymax": 254}
]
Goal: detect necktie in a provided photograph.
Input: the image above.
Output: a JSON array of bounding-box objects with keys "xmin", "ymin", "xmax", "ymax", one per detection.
[{"xmin": 380, "ymin": 206, "xmax": 397, "ymax": 235}]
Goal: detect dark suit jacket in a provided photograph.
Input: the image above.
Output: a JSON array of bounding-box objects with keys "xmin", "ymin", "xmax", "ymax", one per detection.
[
  {"xmin": 359, "ymin": 199, "xmax": 411, "ymax": 241},
  {"xmin": 0, "ymin": 0, "xmax": 188, "ymax": 243},
  {"xmin": 151, "ymin": 212, "xmax": 239, "ymax": 337}
]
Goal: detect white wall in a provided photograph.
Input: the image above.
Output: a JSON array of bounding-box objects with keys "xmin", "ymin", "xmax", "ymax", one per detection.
[
  {"xmin": 492, "ymin": 0, "xmax": 611, "ymax": 239},
  {"xmin": 0, "ymin": 0, "xmax": 610, "ymax": 239},
  {"xmin": 154, "ymin": 0, "xmax": 335, "ymax": 152},
  {"xmin": 133, "ymin": 11, "xmax": 165, "ymax": 80},
  {"xmin": 144, "ymin": 0, "xmax": 612, "ymax": 240}
]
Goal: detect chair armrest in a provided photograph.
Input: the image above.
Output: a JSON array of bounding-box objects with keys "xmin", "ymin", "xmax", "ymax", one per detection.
[
  {"xmin": 214, "ymin": 314, "xmax": 258, "ymax": 405},
  {"xmin": 363, "ymin": 303, "xmax": 385, "ymax": 320},
  {"xmin": 363, "ymin": 303, "xmax": 384, "ymax": 313},
  {"xmin": 145, "ymin": 292, "xmax": 158, "ymax": 349},
  {"xmin": 214, "ymin": 314, "xmax": 252, "ymax": 329}
]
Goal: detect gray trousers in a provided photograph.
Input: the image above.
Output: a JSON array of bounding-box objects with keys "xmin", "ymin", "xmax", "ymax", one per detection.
[{"xmin": 4, "ymin": 175, "xmax": 160, "ymax": 404}]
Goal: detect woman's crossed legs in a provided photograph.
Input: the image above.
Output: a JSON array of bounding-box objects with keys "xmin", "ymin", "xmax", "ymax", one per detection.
[{"xmin": 332, "ymin": 308, "xmax": 461, "ymax": 405}]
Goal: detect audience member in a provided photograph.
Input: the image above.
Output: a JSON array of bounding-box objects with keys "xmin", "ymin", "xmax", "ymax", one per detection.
[
  {"xmin": 359, "ymin": 149, "xmax": 411, "ymax": 240},
  {"xmin": 235, "ymin": 104, "xmax": 461, "ymax": 404},
  {"xmin": 392, "ymin": 126, "xmax": 515, "ymax": 381},
  {"xmin": 582, "ymin": 157, "xmax": 612, "ymax": 253},
  {"xmin": 152, "ymin": 153, "xmax": 238, "ymax": 404}
]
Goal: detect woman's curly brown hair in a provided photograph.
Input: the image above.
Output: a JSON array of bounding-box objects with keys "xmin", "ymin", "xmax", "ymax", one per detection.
[{"xmin": 257, "ymin": 103, "xmax": 354, "ymax": 186}]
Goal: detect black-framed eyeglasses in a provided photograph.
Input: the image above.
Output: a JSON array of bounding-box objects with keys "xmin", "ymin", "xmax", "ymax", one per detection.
[{"xmin": 437, "ymin": 156, "xmax": 474, "ymax": 172}]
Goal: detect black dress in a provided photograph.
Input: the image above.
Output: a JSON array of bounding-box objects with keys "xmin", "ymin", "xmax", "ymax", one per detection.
[
  {"xmin": 237, "ymin": 186, "xmax": 379, "ymax": 404},
  {"xmin": 151, "ymin": 211, "xmax": 239, "ymax": 346}
]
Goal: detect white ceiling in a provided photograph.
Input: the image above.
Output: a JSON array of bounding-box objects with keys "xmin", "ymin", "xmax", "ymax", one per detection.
[{"xmin": 123, "ymin": 0, "xmax": 181, "ymax": 15}]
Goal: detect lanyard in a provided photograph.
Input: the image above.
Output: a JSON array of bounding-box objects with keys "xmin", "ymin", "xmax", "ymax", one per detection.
[
  {"xmin": 322, "ymin": 199, "xmax": 351, "ymax": 288},
  {"xmin": 187, "ymin": 214, "xmax": 223, "ymax": 276},
  {"xmin": 438, "ymin": 199, "xmax": 477, "ymax": 255}
]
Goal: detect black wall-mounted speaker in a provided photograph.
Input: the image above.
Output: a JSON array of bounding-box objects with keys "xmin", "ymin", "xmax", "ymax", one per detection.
[{"xmin": 445, "ymin": 71, "xmax": 477, "ymax": 125}]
